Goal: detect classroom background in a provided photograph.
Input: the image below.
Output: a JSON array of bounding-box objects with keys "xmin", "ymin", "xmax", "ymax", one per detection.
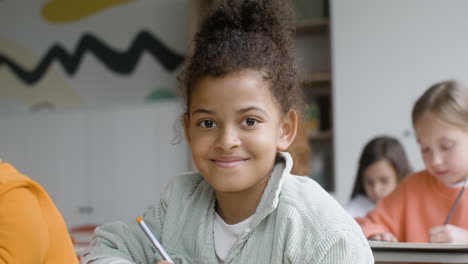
[{"xmin": 1, "ymin": 0, "xmax": 468, "ymax": 233}]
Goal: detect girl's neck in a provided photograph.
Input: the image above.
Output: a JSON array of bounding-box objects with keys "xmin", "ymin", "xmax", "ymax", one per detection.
[
  {"xmin": 445, "ymin": 177, "xmax": 468, "ymax": 188},
  {"xmin": 215, "ymin": 174, "xmax": 270, "ymax": 225}
]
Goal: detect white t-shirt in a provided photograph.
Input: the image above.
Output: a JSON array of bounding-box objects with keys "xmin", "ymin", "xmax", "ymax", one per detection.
[
  {"xmin": 214, "ymin": 212, "xmax": 254, "ymax": 263},
  {"xmin": 345, "ymin": 194, "xmax": 375, "ymax": 218}
]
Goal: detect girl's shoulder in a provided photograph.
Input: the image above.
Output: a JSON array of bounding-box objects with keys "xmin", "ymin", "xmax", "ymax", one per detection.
[
  {"xmin": 376, "ymin": 170, "xmax": 433, "ymax": 206},
  {"xmin": 280, "ymin": 175, "xmax": 355, "ymax": 226},
  {"xmin": 345, "ymin": 195, "xmax": 375, "ymax": 218},
  {"xmin": 0, "ymin": 162, "xmax": 30, "ymax": 185},
  {"xmin": 398, "ymin": 170, "xmax": 432, "ymax": 187},
  {"xmin": 275, "ymin": 175, "xmax": 369, "ymax": 254},
  {"xmin": 281, "ymin": 174, "xmax": 331, "ymax": 204},
  {"xmin": 161, "ymin": 172, "xmax": 210, "ymax": 203},
  {"xmin": 349, "ymin": 194, "xmax": 373, "ymax": 204}
]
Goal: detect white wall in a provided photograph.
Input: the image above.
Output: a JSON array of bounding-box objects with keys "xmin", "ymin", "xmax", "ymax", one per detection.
[
  {"xmin": 331, "ymin": 0, "xmax": 468, "ymax": 204},
  {"xmin": 0, "ymin": 101, "xmax": 189, "ymax": 227}
]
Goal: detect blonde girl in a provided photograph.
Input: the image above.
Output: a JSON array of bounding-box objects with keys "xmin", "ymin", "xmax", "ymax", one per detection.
[{"xmin": 358, "ymin": 80, "xmax": 468, "ymax": 243}]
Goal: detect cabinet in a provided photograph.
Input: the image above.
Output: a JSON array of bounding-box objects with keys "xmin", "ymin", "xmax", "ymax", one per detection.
[
  {"xmin": 189, "ymin": 0, "xmax": 334, "ymax": 192},
  {"xmin": 293, "ymin": 1, "xmax": 334, "ymax": 192}
]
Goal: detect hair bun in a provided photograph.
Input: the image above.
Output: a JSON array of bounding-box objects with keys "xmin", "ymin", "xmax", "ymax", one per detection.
[{"xmin": 200, "ymin": 0, "xmax": 292, "ymax": 48}]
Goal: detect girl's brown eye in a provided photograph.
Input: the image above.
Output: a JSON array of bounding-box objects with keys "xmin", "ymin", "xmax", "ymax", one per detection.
[
  {"xmin": 441, "ymin": 144, "xmax": 454, "ymax": 151},
  {"xmin": 242, "ymin": 118, "xmax": 258, "ymax": 127},
  {"xmin": 421, "ymin": 147, "xmax": 430, "ymax": 154},
  {"xmin": 199, "ymin": 120, "xmax": 216, "ymax": 128}
]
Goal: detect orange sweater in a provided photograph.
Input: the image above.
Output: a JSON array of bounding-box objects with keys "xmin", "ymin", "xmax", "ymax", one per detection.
[
  {"xmin": 0, "ymin": 162, "xmax": 77, "ymax": 263},
  {"xmin": 357, "ymin": 170, "xmax": 468, "ymax": 242}
]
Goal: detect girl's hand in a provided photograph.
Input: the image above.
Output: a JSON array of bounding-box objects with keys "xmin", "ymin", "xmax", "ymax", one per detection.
[
  {"xmin": 369, "ymin": 232, "xmax": 398, "ymax": 242},
  {"xmin": 429, "ymin": 225, "xmax": 468, "ymax": 244}
]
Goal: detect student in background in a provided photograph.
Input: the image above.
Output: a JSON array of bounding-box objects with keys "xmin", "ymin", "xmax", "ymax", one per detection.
[
  {"xmin": 357, "ymin": 80, "xmax": 468, "ymax": 243},
  {"xmin": 80, "ymin": 1, "xmax": 373, "ymax": 263},
  {"xmin": 346, "ymin": 136, "xmax": 412, "ymax": 218},
  {"xmin": 0, "ymin": 160, "xmax": 77, "ymax": 263}
]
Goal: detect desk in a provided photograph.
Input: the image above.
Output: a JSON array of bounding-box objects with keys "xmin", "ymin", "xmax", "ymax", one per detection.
[{"xmin": 370, "ymin": 241, "xmax": 468, "ymax": 263}]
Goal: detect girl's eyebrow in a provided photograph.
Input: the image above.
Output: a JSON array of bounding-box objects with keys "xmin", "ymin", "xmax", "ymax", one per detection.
[
  {"xmin": 439, "ymin": 137, "xmax": 456, "ymax": 142},
  {"xmin": 191, "ymin": 106, "xmax": 268, "ymax": 116},
  {"xmin": 238, "ymin": 106, "xmax": 268, "ymax": 115},
  {"xmin": 192, "ymin": 108, "xmax": 215, "ymax": 115}
]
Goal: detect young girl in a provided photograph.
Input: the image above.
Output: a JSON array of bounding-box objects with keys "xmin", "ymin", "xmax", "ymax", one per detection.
[
  {"xmin": 80, "ymin": 1, "xmax": 373, "ymax": 263},
  {"xmin": 357, "ymin": 80, "xmax": 468, "ymax": 243},
  {"xmin": 346, "ymin": 136, "xmax": 412, "ymax": 218}
]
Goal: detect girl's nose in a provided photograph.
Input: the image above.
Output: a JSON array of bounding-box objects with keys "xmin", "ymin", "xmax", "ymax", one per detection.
[
  {"xmin": 430, "ymin": 152, "xmax": 443, "ymax": 167},
  {"xmin": 373, "ymin": 184, "xmax": 383, "ymax": 199},
  {"xmin": 215, "ymin": 126, "xmax": 240, "ymax": 150}
]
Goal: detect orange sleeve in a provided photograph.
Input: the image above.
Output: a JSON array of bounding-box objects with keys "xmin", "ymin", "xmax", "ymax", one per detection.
[
  {"xmin": 0, "ymin": 188, "xmax": 48, "ymax": 264},
  {"xmin": 356, "ymin": 181, "xmax": 408, "ymax": 240}
]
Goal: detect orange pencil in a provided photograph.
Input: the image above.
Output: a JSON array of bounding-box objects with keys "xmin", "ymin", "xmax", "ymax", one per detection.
[{"xmin": 136, "ymin": 217, "xmax": 173, "ymax": 263}]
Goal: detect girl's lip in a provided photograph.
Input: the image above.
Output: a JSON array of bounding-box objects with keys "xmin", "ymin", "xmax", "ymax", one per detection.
[
  {"xmin": 211, "ymin": 157, "xmax": 247, "ymax": 168},
  {"xmin": 436, "ymin": 170, "xmax": 448, "ymax": 175}
]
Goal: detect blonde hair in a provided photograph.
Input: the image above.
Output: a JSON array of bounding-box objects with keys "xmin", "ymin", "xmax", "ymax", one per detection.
[{"xmin": 412, "ymin": 80, "xmax": 468, "ymax": 130}]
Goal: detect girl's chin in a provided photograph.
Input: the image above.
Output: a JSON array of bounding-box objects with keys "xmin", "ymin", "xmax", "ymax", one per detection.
[
  {"xmin": 436, "ymin": 175, "xmax": 465, "ymax": 185},
  {"xmin": 211, "ymin": 184, "xmax": 246, "ymax": 193}
]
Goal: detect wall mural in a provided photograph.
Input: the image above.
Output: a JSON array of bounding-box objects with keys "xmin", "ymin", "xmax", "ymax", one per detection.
[
  {"xmin": 0, "ymin": 0, "xmax": 187, "ymax": 114},
  {"xmin": 1, "ymin": 31, "xmax": 184, "ymax": 85}
]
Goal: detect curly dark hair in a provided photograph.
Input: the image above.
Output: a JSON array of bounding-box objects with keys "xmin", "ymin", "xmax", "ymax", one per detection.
[{"xmin": 177, "ymin": 0, "xmax": 303, "ymax": 115}]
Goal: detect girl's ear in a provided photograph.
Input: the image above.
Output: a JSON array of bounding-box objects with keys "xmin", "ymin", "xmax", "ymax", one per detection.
[
  {"xmin": 277, "ymin": 110, "xmax": 298, "ymax": 151},
  {"xmin": 182, "ymin": 113, "xmax": 192, "ymax": 145}
]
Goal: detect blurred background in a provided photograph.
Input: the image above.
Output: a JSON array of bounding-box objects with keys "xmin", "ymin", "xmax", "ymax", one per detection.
[{"xmin": 1, "ymin": 0, "xmax": 468, "ymax": 236}]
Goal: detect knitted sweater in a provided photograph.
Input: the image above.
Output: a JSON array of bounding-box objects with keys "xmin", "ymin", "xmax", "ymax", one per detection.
[
  {"xmin": 0, "ymin": 162, "xmax": 77, "ymax": 264},
  {"xmin": 357, "ymin": 170, "xmax": 468, "ymax": 242},
  {"xmin": 81, "ymin": 152, "xmax": 373, "ymax": 264}
]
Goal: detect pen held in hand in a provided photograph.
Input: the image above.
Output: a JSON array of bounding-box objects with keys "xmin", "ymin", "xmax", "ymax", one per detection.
[
  {"xmin": 444, "ymin": 178, "xmax": 467, "ymax": 225},
  {"xmin": 136, "ymin": 217, "xmax": 173, "ymax": 263}
]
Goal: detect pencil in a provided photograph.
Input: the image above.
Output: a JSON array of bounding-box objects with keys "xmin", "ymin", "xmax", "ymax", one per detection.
[
  {"xmin": 444, "ymin": 178, "xmax": 467, "ymax": 225},
  {"xmin": 136, "ymin": 217, "xmax": 173, "ymax": 263}
]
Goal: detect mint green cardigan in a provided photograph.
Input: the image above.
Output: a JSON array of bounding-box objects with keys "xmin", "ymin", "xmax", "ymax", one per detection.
[{"xmin": 81, "ymin": 152, "xmax": 374, "ymax": 264}]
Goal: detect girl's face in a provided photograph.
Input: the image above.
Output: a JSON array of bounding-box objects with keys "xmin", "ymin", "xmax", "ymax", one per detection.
[
  {"xmin": 363, "ymin": 159, "xmax": 399, "ymax": 203},
  {"xmin": 183, "ymin": 70, "xmax": 296, "ymax": 194},
  {"xmin": 415, "ymin": 111, "xmax": 468, "ymax": 185}
]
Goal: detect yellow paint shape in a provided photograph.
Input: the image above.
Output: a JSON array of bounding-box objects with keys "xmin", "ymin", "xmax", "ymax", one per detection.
[
  {"xmin": 41, "ymin": 0, "xmax": 136, "ymax": 23},
  {"xmin": 0, "ymin": 38, "xmax": 81, "ymax": 108}
]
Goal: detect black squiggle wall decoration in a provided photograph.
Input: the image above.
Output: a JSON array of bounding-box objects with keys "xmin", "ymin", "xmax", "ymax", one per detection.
[{"xmin": 0, "ymin": 30, "xmax": 185, "ymax": 85}]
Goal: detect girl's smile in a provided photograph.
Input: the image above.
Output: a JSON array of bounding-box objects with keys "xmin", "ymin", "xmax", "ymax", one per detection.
[
  {"xmin": 435, "ymin": 169, "xmax": 449, "ymax": 176},
  {"xmin": 212, "ymin": 156, "xmax": 249, "ymax": 168}
]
